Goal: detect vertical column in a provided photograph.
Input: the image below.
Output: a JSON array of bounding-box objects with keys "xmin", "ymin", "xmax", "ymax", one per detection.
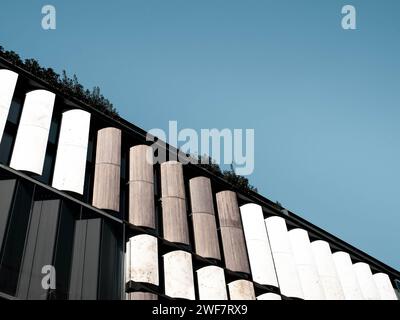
[
  {"xmin": 240, "ymin": 203, "xmax": 278, "ymax": 287},
  {"xmin": 161, "ymin": 161, "xmax": 189, "ymax": 244},
  {"xmin": 332, "ymin": 252, "xmax": 364, "ymax": 300},
  {"xmin": 0, "ymin": 69, "xmax": 18, "ymax": 141},
  {"xmin": 163, "ymin": 250, "xmax": 195, "ymax": 300},
  {"xmin": 92, "ymin": 127, "xmax": 121, "ymax": 211},
  {"xmin": 52, "ymin": 109, "xmax": 91, "ymax": 194},
  {"xmin": 310, "ymin": 240, "xmax": 345, "ymax": 300},
  {"xmin": 216, "ymin": 191, "xmax": 250, "ymax": 274},
  {"xmin": 196, "ymin": 266, "xmax": 227, "ymax": 300},
  {"xmin": 129, "ymin": 145, "xmax": 155, "ymax": 228},
  {"xmin": 228, "ymin": 280, "xmax": 256, "ymax": 300},
  {"xmin": 353, "ymin": 262, "xmax": 380, "ymax": 300},
  {"xmin": 373, "ymin": 273, "xmax": 398, "ymax": 300},
  {"xmin": 257, "ymin": 293, "xmax": 282, "ymax": 300},
  {"xmin": 127, "ymin": 292, "xmax": 157, "ymax": 300},
  {"xmin": 126, "ymin": 234, "xmax": 159, "ymax": 286},
  {"xmin": 189, "ymin": 176, "xmax": 220, "ymax": 260},
  {"xmin": 10, "ymin": 90, "xmax": 55, "ymax": 174},
  {"xmin": 264, "ymin": 216, "xmax": 304, "ymax": 299},
  {"xmin": 288, "ymin": 228, "xmax": 325, "ymax": 300}
]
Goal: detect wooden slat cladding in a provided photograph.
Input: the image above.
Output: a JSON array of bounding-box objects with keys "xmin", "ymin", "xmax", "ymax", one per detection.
[
  {"xmin": 216, "ymin": 191, "xmax": 250, "ymax": 274},
  {"xmin": 160, "ymin": 161, "xmax": 189, "ymax": 244},
  {"xmin": 92, "ymin": 127, "xmax": 121, "ymax": 212},
  {"xmin": 129, "ymin": 145, "xmax": 155, "ymax": 228},
  {"xmin": 189, "ymin": 176, "xmax": 220, "ymax": 260}
]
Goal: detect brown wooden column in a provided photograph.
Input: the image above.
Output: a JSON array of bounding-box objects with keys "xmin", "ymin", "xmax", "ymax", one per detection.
[
  {"xmin": 92, "ymin": 127, "xmax": 121, "ymax": 211},
  {"xmin": 160, "ymin": 161, "xmax": 189, "ymax": 244},
  {"xmin": 189, "ymin": 176, "xmax": 220, "ymax": 260},
  {"xmin": 216, "ymin": 191, "xmax": 250, "ymax": 274},
  {"xmin": 129, "ymin": 145, "xmax": 155, "ymax": 229}
]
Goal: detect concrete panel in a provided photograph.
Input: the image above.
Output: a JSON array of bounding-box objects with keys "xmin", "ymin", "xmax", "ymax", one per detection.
[
  {"xmin": 52, "ymin": 110, "xmax": 91, "ymax": 194},
  {"xmin": 332, "ymin": 251, "xmax": 363, "ymax": 300},
  {"xmin": 228, "ymin": 280, "xmax": 255, "ymax": 300},
  {"xmin": 161, "ymin": 161, "xmax": 189, "ymax": 244},
  {"xmin": 163, "ymin": 250, "xmax": 195, "ymax": 300},
  {"xmin": 265, "ymin": 216, "xmax": 304, "ymax": 299},
  {"xmin": 353, "ymin": 262, "xmax": 380, "ymax": 300},
  {"xmin": 373, "ymin": 273, "xmax": 398, "ymax": 300},
  {"xmin": 189, "ymin": 176, "xmax": 220, "ymax": 260},
  {"xmin": 127, "ymin": 234, "xmax": 159, "ymax": 286},
  {"xmin": 216, "ymin": 191, "xmax": 250, "ymax": 274},
  {"xmin": 129, "ymin": 145, "xmax": 155, "ymax": 228},
  {"xmin": 240, "ymin": 203, "xmax": 278, "ymax": 287},
  {"xmin": 310, "ymin": 240, "xmax": 345, "ymax": 300},
  {"xmin": 0, "ymin": 69, "xmax": 18, "ymax": 141},
  {"xmin": 288, "ymin": 228, "xmax": 325, "ymax": 300},
  {"xmin": 92, "ymin": 127, "xmax": 121, "ymax": 211},
  {"xmin": 196, "ymin": 266, "xmax": 228, "ymax": 300},
  {"xmin": 257, "ymin": 293, "xmax": 282, "ymax": 300},
  {"xmin": 10, "ymin": 90, "xmax": 55, "ymax": 174}
]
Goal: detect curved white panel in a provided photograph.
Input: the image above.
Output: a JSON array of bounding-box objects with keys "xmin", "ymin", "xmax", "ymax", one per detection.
[
  {"xmin": 353, "ymin": 263, "xmax": 380, "ymax": 300},
  {"xmin": 127, "ymin": 234, "xmax": 159, "ymax": 286},
  {"xmin": 228, "ymin": 280, "xmax": 256, "ymax": 300},
  {"xmin": 264, "ymin": 216, "xmax": 304, "ymax": 299},
  {"xmin": 310, "ymin": 240, "xmax": 345, "ymax": 300},
  {"xmin": 373, "ymin": 273, "xmax": 397, "ymax": 300},
  {"xmin": 332, "ymin": 252, "xmax": 363, "ymax": 300},
  {"xmin": 10, "ymin": 90, "xmax": 55, "ymax": 174},
  {"xmin": 240, "ymin": 204, "xmax": 278, "ymax": 287},
  {"xmin": 163, "ymin": 250, "xmax": 195, "ymax": 300},
  {"xmin": 0, "ymin": 69, "xmax": 18, "ymax": 141},
  {"xmin": 288, "ymin": 229, "xmax": 325, "ymax": 300},
  {"xmin": 196, "ymin": 266, "xmax": 227, "ymax": 300},
  {"xmin": 52, "ymin": 110, "xmax": 91, "ymax": 194},
  {"xmin": 257, "ymin": 293, "xmax": 282, "ymax": 300}
]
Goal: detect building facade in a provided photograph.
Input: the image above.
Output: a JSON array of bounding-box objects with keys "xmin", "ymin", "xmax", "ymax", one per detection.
[{"xmin": 0, "ymin": 56, "xmax": 399, "ymax": 300}]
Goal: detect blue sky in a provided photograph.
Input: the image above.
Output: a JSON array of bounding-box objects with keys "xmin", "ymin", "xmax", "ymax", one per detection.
[{"xmin": 0, "ymin": 0, "xmax": 399, "ymax": 270}]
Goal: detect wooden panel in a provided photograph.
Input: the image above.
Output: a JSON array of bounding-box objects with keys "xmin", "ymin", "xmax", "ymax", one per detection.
[
  {"xmin": 160, "ymin": 161, "xmax": 189, "ymax": 244},
  {"xmin": 189, "ymin": 176, "xmax": 214, "ymax": 214},
  {"xmin": 191, "ymin": 213, "xmax": 220, "ymax": 260},
  {"xmin": 161, "ymin": 197, "xmax": 189, "ymax": 244},
  {"xmin": 216, "ymin": 191, "xmax": 250, "ymax": 274},
  {"xmin": 216, "ymin": 191, "xmax": 242, "ymax": 228},
  {"xmin": 220, "ymin": 227, "xmax": 250, "ymax": 274},
  {"xmin": 92, "ymin": 127, "xmax": 121, "ymax": 212},
  {"xmin": 189, "ymin": 176, "xmax": 220, "ymax": 260},
  {"xmin": 129, "ymin": 145, "xmax": 155, "ymax": 229}
]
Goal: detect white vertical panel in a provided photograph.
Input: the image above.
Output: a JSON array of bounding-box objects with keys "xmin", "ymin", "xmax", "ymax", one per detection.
[
  {"xmin": 10, "ymin": 90, "xmax": 55, "ymax": 174},
  {"xmin": 0, "ymin": 69, "xmax": 18, "ymax": 141},
  {"xmin": 353, "ymin": 263, "xmax": 380, "ymax": 300},
  {"xmin": 373, "ymin": 273, "xmax": 398, "ymax": 300},
  {"xmin": 52, "ymin": 109, "xmax": 91, "ymax": 194},
  {"xmin": 288, "ymin": 229, "xmax": 325, "ymax": 300},
  {"xmin": 240, "ymin": 203, "xmax": 278, "ymax": 287},
  {"xmin": 265, "ymin": 216, "xmax": 304, "ymax": 299},
  {"xmin": 128, "ymin": 234, "xmax": 159, "ymax": 286},
  {"xmin": 257, "ymin": 293, "xmax": 282, "ymax": 300},
  {"xmin": 196, "ymin": 266, "xmax": 228, "ymax": 300},
  {"xmin": 332, "ymin": 252, "xmax": 363, "ymax": 300},
  {"xmin": 125, "ymin": 240, "xmax": 131, "ymax": 285},
  {"xmin": 310, "ymin": 240, "xmax": 345, "ymax": 300},
  {"xmin": 228, "ymin": 280, "xmax": 256, "ymax": 300},
  {"xmin": 163, "ymin": 250, "xmax": 195, "ymax": 300}
]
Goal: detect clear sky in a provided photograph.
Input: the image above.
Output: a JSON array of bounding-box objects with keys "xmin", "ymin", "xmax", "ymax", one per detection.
[{"xmin": 0, "ymin": 0, "xmax": 399, "ymax": 270}]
